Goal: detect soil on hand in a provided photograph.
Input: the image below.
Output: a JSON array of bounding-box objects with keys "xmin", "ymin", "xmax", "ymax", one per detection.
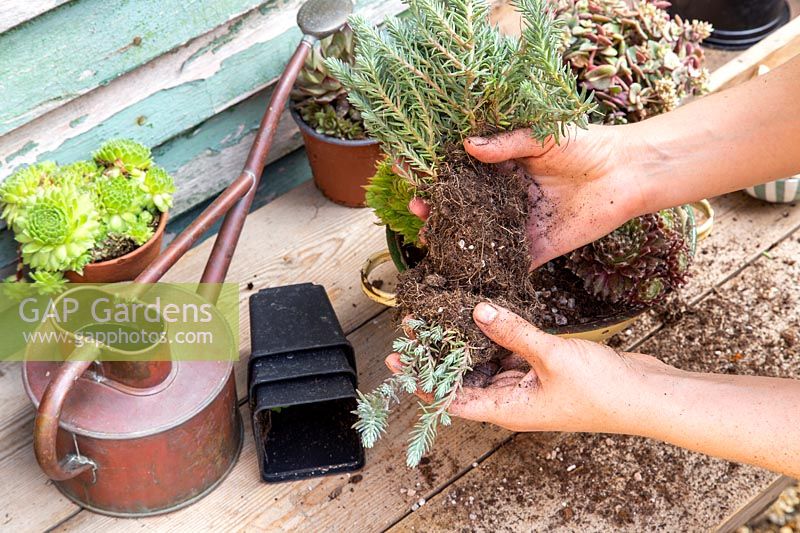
[
  {"xmin": 90, "ymin": 213, "xmax": 161, "ymax": 263},
  {"xmin": 396, "ymin": 148, "xmax": 625, "ymax": 363}
]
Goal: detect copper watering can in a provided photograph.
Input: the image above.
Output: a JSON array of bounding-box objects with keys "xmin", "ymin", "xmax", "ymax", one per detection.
[{"xmin": 22, "ymin": 0, "xmax": 355, "ymax": 517}]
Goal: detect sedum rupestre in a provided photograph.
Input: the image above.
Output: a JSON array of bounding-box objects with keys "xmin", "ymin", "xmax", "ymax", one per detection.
[{"xmin": 328, "ymin": 0, "xmax": 591, "ymax": 466}]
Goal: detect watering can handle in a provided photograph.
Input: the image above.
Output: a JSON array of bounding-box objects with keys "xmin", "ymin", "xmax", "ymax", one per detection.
[{"xmin": 34, "ymin": 344, "xmax": 101, "ymax": 481}]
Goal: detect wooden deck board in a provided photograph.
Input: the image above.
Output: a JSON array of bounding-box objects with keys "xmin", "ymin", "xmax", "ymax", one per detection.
[{"xmin": 0, "ymin": 185, "xmax": 793, "ymax": 532}]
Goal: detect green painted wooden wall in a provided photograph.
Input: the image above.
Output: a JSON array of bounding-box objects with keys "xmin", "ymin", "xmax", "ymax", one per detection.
[{"xmin": 0, "ymin": 0, "xmax": 404, "ymax": 272}]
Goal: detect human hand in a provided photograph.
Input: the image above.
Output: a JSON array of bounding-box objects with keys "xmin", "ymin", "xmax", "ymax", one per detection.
[
  {"xmin": 386, "ymin": 302, "xmax": 679, "ymax": 434},
  {"xmin": 462, "ymin": 125, "xmax": 648, "ymax": 268}
]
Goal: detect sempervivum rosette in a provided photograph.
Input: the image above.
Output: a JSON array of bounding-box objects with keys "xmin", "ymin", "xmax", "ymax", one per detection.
[
  {"xmin": 15, "ymin": 187, "xmax": 100, "ymax": 273},
  {"xmin": 567, "ymin": 207, "xmax": 692, "ymax": 307}
]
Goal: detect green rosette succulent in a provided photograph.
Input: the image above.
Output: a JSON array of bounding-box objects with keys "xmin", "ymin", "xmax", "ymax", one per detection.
[
  {"xmin": 291, "ymin": 25, "xmax": 366, "ymax": 140},
  {"xmin": 140, "ymin": 166, "xmax": 175, "ymax": 213},
  {"xmin": 123, "ymin": 210, "xmax": 155, "ymax": 246},
  {"xmin": 94, "ymin": 174, "xmax": 147, "ymax": 235},
  {"xmin": 0, "ymin": 162, "xmax": 57, "ymax": 228},
  {"xmin": 15, "ymin": 187, "xmax": 99, "ymax": 273},
  {"xmin": 2, "ymin": 275, "xmax": 31, "ymax": 301},
  {"xmin": 93, "ymin": 139, "xmax": 152, "ymax": 176},
  {"xmin": 55, "ymin": 160, "xmax": 101, "ymax": 189},
  {"xmin": 365, "ymin": 159, "xmax": 423, "ymax": 245},
  {"xmin": 567, "ymin": 207, "xmax": 691, "ymax": 306},
  {"xmin": 29, "ymin": 270, "xmax": 67, "ymax": 295}
]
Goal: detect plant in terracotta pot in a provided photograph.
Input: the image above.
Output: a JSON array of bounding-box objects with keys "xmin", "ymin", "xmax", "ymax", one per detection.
[
  {"xmin": 329, "ymin": 0, "xmax": 711, "ymax": 465},
  {"xmin": 0, "ymin": 139, "xmax": 174, "ymax": 291},
  {"xmin": 291, "ymin": 25, "xmax": 382, "ymax": 207}
]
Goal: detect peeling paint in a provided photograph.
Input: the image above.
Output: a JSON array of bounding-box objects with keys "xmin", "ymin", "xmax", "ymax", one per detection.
[
  {"xmin": 7, "ymin": 141, "xmax": 38, "ymax": 163},
  {"xmin": 0, "ymin": 0, "xmax": 267, "ymax": 136},
  {"xmin": 181, "ymin": 18, "xmax": 246, "ymax": 71},
  {"xmin": 69, "ymin": 115, "xmax": 88, "ymax": 128}
]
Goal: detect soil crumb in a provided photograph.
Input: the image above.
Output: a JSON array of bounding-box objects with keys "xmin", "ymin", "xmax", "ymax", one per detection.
[{"xmin": 396, "ymin": 148, "xmax": 625, "ymax": 363}]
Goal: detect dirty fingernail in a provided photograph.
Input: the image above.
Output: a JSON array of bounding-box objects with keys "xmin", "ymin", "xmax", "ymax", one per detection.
[
  {"xmin": 474, "ymin": 303, "xmax": 498, "ymax": 324},
  {"xmin": 466, "ymin": 136, "xmax": 488, "ymax": 146}
]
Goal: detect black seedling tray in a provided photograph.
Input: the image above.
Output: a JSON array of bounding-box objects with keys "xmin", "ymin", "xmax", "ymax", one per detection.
[
  {"xmin": 247, "ymin": 284, "xmax": 364, "ymax": 482},
  {"xmin": 251, "ymin": 374, "xmax": 364, "ymax": 482}
]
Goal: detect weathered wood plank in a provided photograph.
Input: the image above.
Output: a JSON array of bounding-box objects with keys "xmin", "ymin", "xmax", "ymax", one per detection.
[
  {"xmin": 0, "ymin": 0, "xmax": 267, "ymax": 136},
  {"xmin": 0, "ymin": 443, "xmax": 79, "ymax": 532},
  {"xmin": 394, "ymin": 229, "xmax": 800, "ymax": 532},
  {"xmin": 154, "ymin": 87, "xmax": 304, "ymax": 217},
  {"xmin": 48, "ymin": 197, "xmax": 800, "ymax": 530},
  {"xmin": 0, "ymin": 0, "xmax": 404, "ymax": 176},
  {"xmin": 4, "ymin": 188, "xmax": 799, "ymax": 532},
  {"xmin": 0, "ymin": 0, "xmax": 71, "ymax": 34}
]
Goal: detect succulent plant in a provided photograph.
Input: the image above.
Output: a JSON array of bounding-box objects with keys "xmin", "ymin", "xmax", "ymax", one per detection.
[
  {"xmin": 555, "ymin": 0, "xmax": 712, "ymax": 124},
  {"xmin": 15, "ymin": 187, "xmax": 99, "ymax": 273},
  {"xmin": 292, "ymin": 25, "xmax": 354, "ymax": 105},
  {"xmin": 29, "ymin": 270, "xmax": 68, "ymax": 295},
  {"xmin": 0, "ymin": 139, "xmax": 173, "ymax": 283},
  {"xmin": 93, "ymin": 138, "xmax": 152, "ymax": 176},
  {"xmin": 55, "ymin": 160, "xmax": 101, "ymax": 189},
  {"xmin": 567, "ymin": 206, "xmax": 692, "ymax": 306},
  {"xmin": 0, "ymin": 162, "xmax": 57, "ymax": 228},
  {"xmin": 140, "ymin": 166, "xmax": 175, "ymax": 213},
  {"xmin": 2, "ymin": 274, "xmax": 37, "ymax": 300},
  {"xmin": 93, "ymin": 174, "xmax": 158, "ymax": 246},
  {"xmin": 297, "ymin": 100, "xmax": 365, "ymax": 139},
  {"xmin": 364, "ymin": 159, "xmax": 424, "ymax": 245},
  {"xmin": 291, "ymin": 25, "xmax": 367, "ymax": 140}
]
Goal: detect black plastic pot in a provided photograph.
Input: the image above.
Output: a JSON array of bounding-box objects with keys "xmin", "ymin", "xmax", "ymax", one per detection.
[
  {"xmin": 247, "ymin": 284, "xmax": 364, "ymax": 482},
  {"xmin": 670, "ymin": 0, "xmax": 790, "ymax": 50}
]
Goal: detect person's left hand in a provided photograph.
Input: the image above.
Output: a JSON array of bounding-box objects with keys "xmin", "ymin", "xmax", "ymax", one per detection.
[{"xmin": 385, "ymin": 302, "xmax": 680, "ymax": 433}]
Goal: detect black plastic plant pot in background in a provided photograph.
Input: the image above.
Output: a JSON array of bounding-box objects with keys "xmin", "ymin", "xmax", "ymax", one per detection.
[
  {"xmin": 247, "ymin": 284, "xmax": 364, "ymax": 482},
  {"xmin": 670, "ymin": 0, "xmax": 790, "ymax": 49}
]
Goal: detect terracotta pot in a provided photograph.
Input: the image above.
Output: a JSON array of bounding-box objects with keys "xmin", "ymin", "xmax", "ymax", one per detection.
[
  {"xmin": 65, "ymin": 212, "xmax": 168, "ymax": 283},
  {"xmin": 291, "ymin": 108, "xmax": 382, "ymax": 207},
  {"xmin": 361, "ymin": 202, "xmax": 715, "ymax": 342}
]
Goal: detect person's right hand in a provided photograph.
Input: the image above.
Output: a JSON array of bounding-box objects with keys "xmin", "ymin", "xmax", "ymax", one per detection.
[{"xmin": 461, "ymin": 124, "xmax": 647, "ymax": 268}]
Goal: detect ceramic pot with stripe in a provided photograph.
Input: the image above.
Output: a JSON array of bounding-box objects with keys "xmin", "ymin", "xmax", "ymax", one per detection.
[{"xmin": 745, "ymin": 177, "xmax": 800, "ymax": 204}]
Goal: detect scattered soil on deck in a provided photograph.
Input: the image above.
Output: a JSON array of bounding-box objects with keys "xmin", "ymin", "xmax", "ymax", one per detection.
[
  {"xmin": 396, "ymin": 149, "xmax": 625, "ymax": 363},
  {"xmin": 398, "ymin": 232, "xmax": 800, "ymax": 531}
]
